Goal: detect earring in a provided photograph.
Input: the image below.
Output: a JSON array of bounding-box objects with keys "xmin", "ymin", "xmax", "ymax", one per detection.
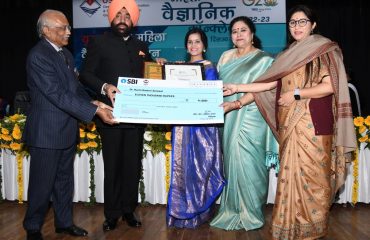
[
  {"xmin": 203, "ymin": 49, "xmax": 206, "ymax": 53},
  {"xmin": 251, "ymin": 40, "xmax": 254, "ymax": 45}
]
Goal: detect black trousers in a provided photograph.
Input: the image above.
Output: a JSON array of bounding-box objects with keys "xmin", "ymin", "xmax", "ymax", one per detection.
[
  {"xmin": 23, "ymin": 145, "xmax": 76, "ymax": 231},
  {"xmin": 98, "ymin": 127, "xmax": 144, "ymax": 219}
]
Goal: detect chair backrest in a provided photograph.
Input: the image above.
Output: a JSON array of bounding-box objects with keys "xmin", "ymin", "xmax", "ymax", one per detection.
[
  {"xmin": 348, "ymin": 83, "xmax": 361, "ymax": 116},
  {"xmin": 12, "ymin": 91, "xmax": 30, "ymax": 115},
  {"xmin": 0, "ymin": 97, "xmax": 9, "ymax": 118}
]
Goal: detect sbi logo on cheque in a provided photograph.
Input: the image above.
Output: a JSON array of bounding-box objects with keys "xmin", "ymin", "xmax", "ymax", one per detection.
[{"xmin": 121, "ymin": 78, "xmax": 138, "ymax": 84}]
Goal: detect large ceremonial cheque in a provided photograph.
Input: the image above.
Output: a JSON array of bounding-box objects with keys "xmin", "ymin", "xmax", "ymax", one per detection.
[{"xmin": 113, "ymin": 77, "xmax": 224, "ymax": 124}]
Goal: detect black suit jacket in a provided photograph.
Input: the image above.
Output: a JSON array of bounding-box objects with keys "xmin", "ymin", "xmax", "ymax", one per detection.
[
  {"xmin": 24, "ymin": 39, "xmax": 97, "ymax": 149},
  {"xmin": 79, "ymin": 32, "xmax": 152, "ymax": 128}
]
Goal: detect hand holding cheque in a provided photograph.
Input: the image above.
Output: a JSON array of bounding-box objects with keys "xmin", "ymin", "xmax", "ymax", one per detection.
[
  {"xmin": 91, "ymin": 100, "xmax": 117, "ymax": 125},
  {"xmin": 112, "ymin": 77, "xmax": 224, "ymax": 124},
  {"xmin": 103, "ymin": 83, "xmax": 121, "ymax": 105}
]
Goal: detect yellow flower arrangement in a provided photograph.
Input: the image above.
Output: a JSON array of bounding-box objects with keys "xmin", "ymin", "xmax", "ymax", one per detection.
[
  {"xmin": 143, "ymin": 125, "xmax": 172, "ymax": 156},
  {"xmin": 77, "ymin": 122, "xmax": 101, "ymax": 156},
  {"xmin": 0, "ymin": 113, "xmax": 27, "ymax": 203},
  {"xmin": 0, "ymin": 113, "xmax": 27, "ymax": 155},
  {"xmin": 353, "ymin": 116, "xmax": 370, "ymax": 150},
  {"xmin": 0, "ymin": 114, "xmax": 102, "ymax": 204},
  {"xmin": 1, "ymin": 127, "xmax": 9, "ymax": 135},
  {"xmin": 351, "ymin": 116, "xmax": 370, "ymax": 205},
  {"xmin": 77, "ymin": 121, "xmax": 101, "ymax": 205},
  {"xmin": 0, "ymin": 115, "xmax": 102, "ymax": 156}
]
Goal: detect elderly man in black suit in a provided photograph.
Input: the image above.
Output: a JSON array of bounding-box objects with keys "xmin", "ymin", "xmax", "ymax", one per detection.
[{"xmin": 23, "ymin": 9, "xmax": 116, "ymax": 240}]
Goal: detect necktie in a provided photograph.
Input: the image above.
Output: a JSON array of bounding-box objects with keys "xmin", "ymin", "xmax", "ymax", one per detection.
[{"xmin": 58, "ymin": 49, "xmax": 70, "ymax": 68}]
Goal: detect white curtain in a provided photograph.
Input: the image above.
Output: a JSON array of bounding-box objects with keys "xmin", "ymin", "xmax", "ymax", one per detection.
[
  {"xmin": 142, "ymin": 151, "xmax": 167, "ymax": 204},
  {"xmin": 1, "ymin": 147, "xmax": 369, "ymax": 204}
]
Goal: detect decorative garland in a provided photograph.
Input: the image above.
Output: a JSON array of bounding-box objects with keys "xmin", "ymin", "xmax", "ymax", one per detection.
[
  {"xmin": 351, "ymin": 116, "xmax": 370, "ymax": 205},
  {"xmin": 165, "ymin": 151, "xmax": 171, "ymax": 196},
  {"xmin": 0, "ymin": 160, "xmax": 3, "ymax": 203},
  {"xmin": 139, "ymin": 166, "xmax": 146, "ymax": 205},
  {"xmin": 351, "ymin": 148, "xmax": 359, "ymax": 205},
  {"xmin": 164, "ymin": 132, "xmax": 172, "ymax": 198},
  {"xmin": 87, "ymin": 153, "xmax": 96, "ymax": 205},
  {"xmin": 16, "ymin": 152, "xmax": 24, "ymax": 204},
  {"xmin": 78, "ymin": 122, "xmax": 101, "ymax": 206}
]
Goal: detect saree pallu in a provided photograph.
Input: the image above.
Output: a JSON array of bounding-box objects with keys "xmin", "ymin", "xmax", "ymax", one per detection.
[
  {"xmin": 210, "ymin": 49, "xmax": 278, "ymax": 231},
  {"xmin": 167, "ymin": 63, "xmax": 225, "ymax": 228},
  {"xmin": 271, "ymin": 99, "xmax": 332, "ymax": 240}
]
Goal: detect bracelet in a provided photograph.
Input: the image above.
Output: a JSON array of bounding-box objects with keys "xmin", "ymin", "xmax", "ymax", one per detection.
[{"xmin": 234, "ymin": 100, "xmax": 243, "ymax": 109}]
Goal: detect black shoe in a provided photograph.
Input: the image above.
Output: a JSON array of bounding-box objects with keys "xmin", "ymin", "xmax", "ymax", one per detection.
[
  {"xmin": 102, "ymin": 218, "xmax": 118, "ymax": 231},
  {"xmin": 27, "ymin": 230, "xmax": 43, "ymax": 240},
  {"xmin": 55, "ymin": 224, "xmax": 88, "ymax": 236},
  {"xmin": 122, "ymin": 212, "xmax": 142, "ymax": 227}
]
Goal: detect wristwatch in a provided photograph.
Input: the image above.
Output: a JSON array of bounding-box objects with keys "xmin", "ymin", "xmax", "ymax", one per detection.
[{"xmin": 294, "ymin": 88, "xmax": 301, "ymax": 100}]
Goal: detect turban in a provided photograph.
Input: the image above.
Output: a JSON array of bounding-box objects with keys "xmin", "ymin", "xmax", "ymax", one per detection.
[{"xmin": 108, "ymin": 0, "xmax": 140, "ymax": 26}]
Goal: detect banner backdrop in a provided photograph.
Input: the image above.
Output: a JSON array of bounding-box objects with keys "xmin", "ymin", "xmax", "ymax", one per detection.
[{"xmin": 72, "ymin": 0, "xmax": 286, "ymax": 69}]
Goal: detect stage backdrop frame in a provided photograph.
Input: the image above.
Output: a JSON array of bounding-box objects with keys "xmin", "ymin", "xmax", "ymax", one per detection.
[{"xmin": 72, "ymin": 0, "xmax": 286, "ymax": 69}]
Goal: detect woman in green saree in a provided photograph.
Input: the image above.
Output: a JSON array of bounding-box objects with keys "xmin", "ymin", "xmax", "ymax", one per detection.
[{"xmin": 210, "ymin": 16, "xmax": 278, "ymax": 231}]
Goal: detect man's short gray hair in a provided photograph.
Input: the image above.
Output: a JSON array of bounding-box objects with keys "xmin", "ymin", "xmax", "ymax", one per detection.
[{"xmin": 36, "ymin": 9, "xmax": 64, "ymax": 38}]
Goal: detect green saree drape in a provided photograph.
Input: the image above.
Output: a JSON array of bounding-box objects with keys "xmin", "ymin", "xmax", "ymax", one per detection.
[{"xmin": 210, "ymin": 49, "xmax": 278, "ymax": 231}]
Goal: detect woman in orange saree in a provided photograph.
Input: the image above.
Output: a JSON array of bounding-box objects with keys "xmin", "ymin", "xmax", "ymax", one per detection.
[{"xmin": 221, "ymin": 5, "xmax": 357, "ymax": 240}]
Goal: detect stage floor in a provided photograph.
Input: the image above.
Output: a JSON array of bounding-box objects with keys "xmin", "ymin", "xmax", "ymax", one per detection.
[{"xmin": 1, "ymin": 201, "xmax": 369, "ymax": 240}]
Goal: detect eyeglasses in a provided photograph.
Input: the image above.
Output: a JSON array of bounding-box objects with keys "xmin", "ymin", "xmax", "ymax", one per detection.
[
  {"xmin": 46, "ymin": 25, "xmax": 72, "ymax": 32},
  {"xmin": 288, "ymin": 19, "xmax": 311, "ymax": 28}
]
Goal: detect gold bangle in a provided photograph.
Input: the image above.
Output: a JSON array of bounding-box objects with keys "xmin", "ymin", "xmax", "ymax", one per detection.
[{"xmin": 234, "ymin": 100, "xmax": 242, "ymax": 109}]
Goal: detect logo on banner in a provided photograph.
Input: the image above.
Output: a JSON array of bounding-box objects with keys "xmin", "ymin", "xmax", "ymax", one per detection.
[
  {"xmin": 241, "ymin": 0, "xmax": 279, "ymax": 21},
  {"xmin": 242, "ymin": 0, "xmax": 278, "ymax": 6},
  {"xmin": 80, "ymin": 0, "xmax": 101, "ymax": 17}
]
